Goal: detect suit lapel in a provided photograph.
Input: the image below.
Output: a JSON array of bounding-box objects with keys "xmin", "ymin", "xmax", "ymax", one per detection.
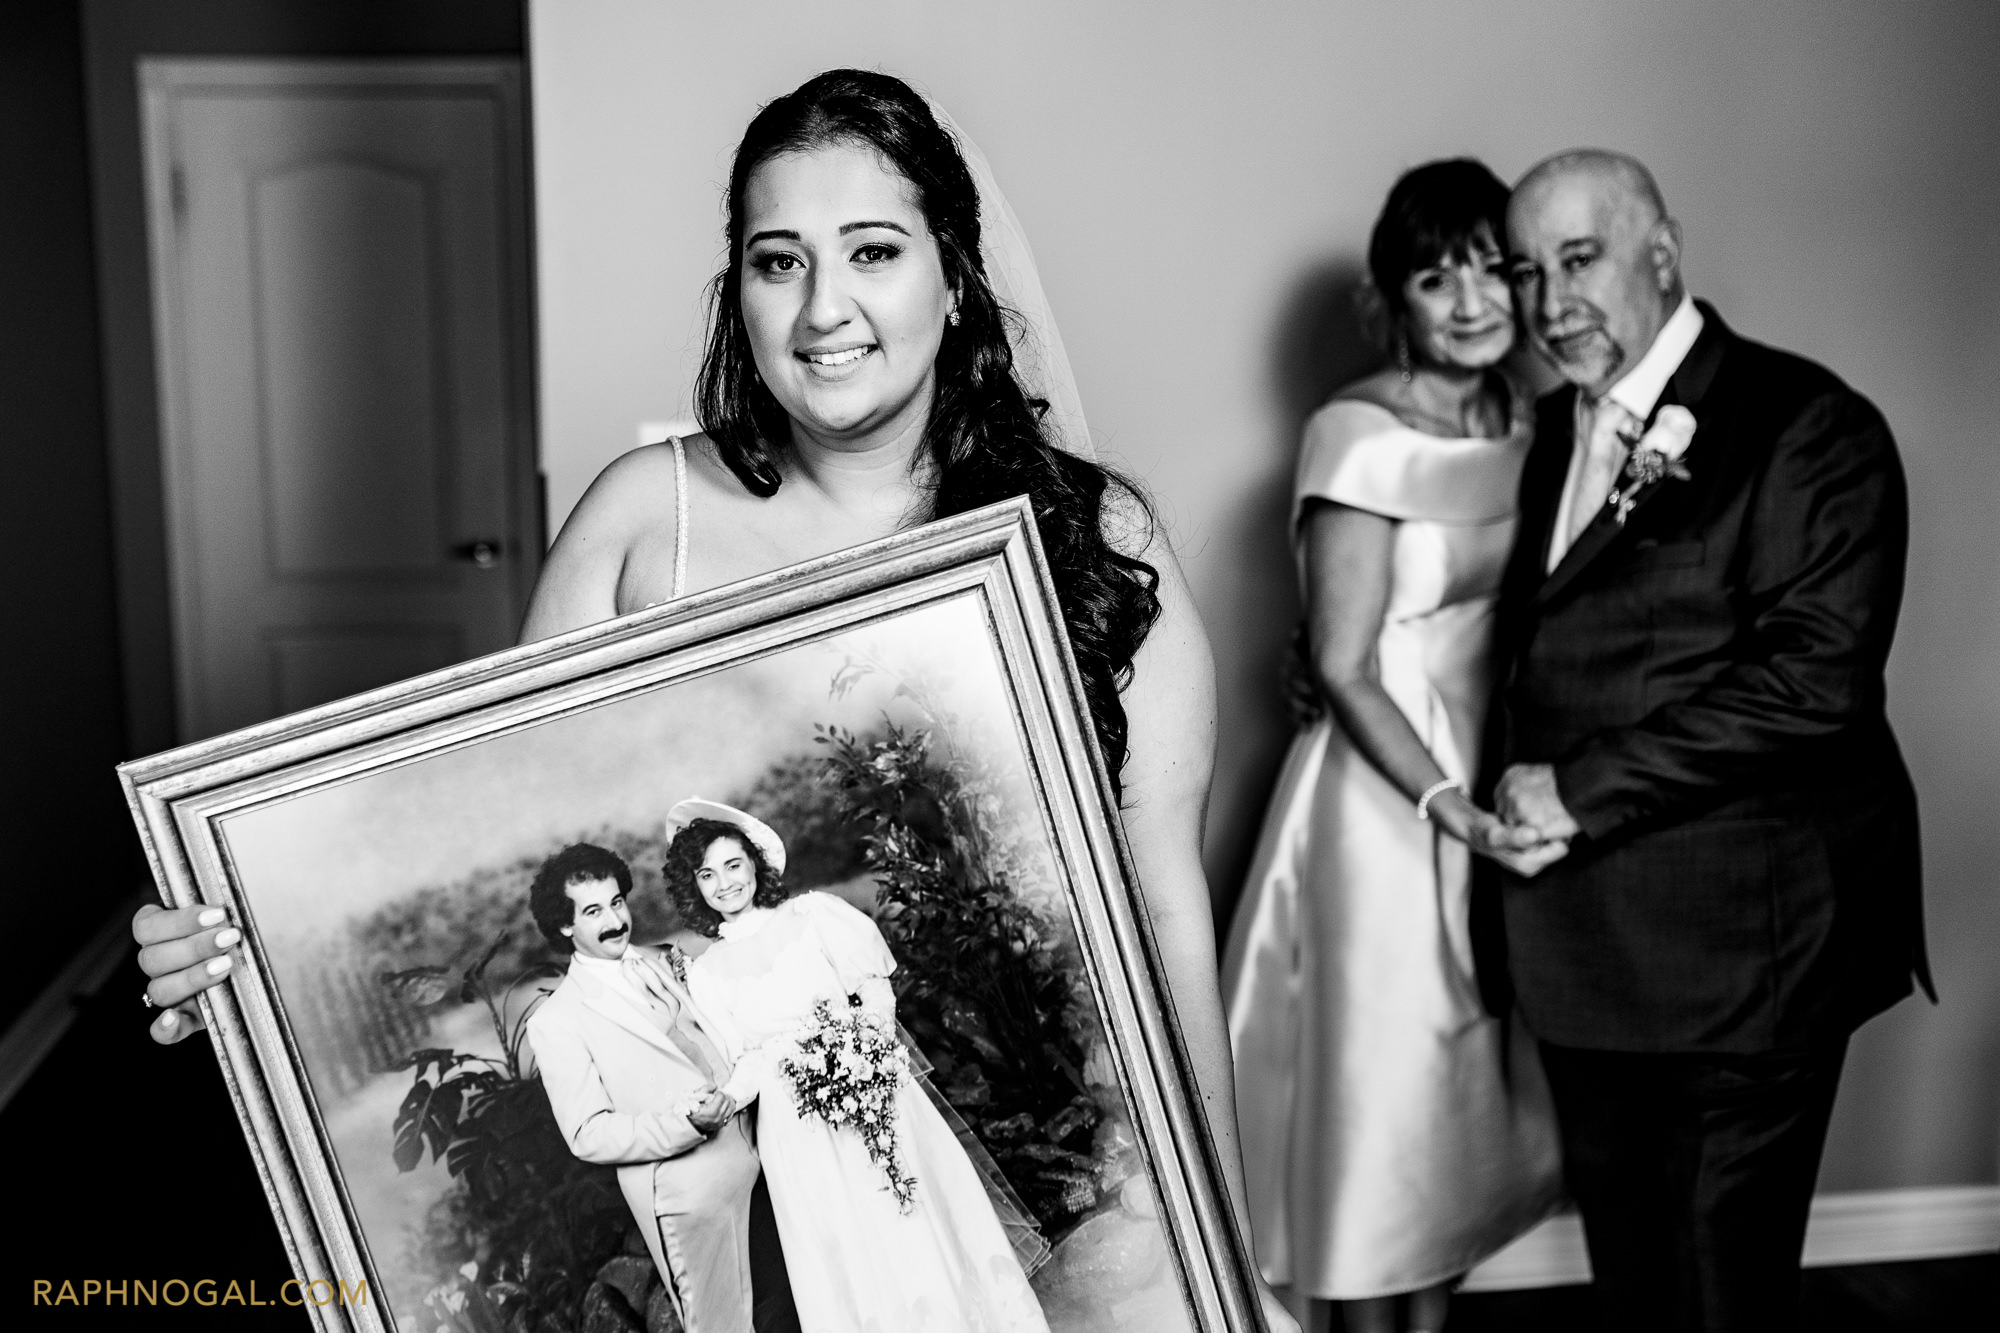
[
  {"xmin": 568, "ymin": 958, "xmax": 685, "ymax": 1058},
  {"xmin": 628, "ymin": 947, "xmax": 733, "ymax": 1062},
  {"xmin": 1513, "ymin": 385, "xmax": 1576, "ymax": 590},
  {"xmin": 1533, "ymin": 308, "xmax": 1731, "ymax": 608}
]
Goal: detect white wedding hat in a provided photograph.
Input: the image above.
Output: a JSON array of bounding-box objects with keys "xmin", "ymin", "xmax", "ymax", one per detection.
[{"xmin": 665, "ymin": 797, "xmax": 787, "ymax": 877}]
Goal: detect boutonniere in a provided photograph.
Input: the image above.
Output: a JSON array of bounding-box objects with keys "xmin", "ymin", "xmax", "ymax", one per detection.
[
  {"xmin": 663, "ymin": 942, "xmax": 690, "ymax": 987},
  {"xmin": 1606, "ymin": 404, "xmax": 1697, "ymax": 525}
]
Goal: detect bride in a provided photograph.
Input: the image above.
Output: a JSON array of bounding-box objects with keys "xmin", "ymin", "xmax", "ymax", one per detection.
[
  {"xmin": 134, "ymin": 66, "xmax": 1297, "ymax": 1333},
  {"xmin": 664, "ymin": 799, "xmax": 1050, "ymax": 1333}
]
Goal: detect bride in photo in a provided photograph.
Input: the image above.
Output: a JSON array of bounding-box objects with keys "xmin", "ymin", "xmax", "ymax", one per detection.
[{"xmin": 665, "ymin": 799, "xmax": 1050, "ymax": 1333}]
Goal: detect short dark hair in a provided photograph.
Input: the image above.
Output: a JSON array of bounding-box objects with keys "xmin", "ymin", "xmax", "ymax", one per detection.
[
  {"xmin": 1367, "ymin": 157, "xmax": 1511, "ymax": 320},
  {"xmin": 529, "ymin": 843, "xmax": 633, "ymax": 954},
  {"xmin": 660, "ymin": 820, "xmax": 789, "ymax": 939}
]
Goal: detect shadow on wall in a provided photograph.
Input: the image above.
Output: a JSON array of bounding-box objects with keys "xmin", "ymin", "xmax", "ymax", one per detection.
[{"xmin": 1201, "ymin": 257, "xmax": 1380, "ymax": 916}]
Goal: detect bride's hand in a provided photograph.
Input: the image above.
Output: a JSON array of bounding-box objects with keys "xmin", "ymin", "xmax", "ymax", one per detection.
[{"xmin": 133, "ymin": 903, "xmax": 240, "ymax": 1044}]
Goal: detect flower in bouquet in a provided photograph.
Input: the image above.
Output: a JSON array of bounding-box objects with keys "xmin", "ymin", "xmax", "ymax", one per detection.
[{"xmin": 779, "ymin": 995, "xmax": 918, "ymax": 1210}]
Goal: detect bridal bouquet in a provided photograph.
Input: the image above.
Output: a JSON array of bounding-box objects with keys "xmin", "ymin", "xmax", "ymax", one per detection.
[{"xmin": 780, "ymin": 996, "xmax": 918, "ymax": 1211}]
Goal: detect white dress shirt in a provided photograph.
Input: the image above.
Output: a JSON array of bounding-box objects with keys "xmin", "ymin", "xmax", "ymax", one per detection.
[
  {"xmin": 1547, "ymin": 293, "xmax": 1705, "ymax": 571},
  {"xmin": 570, "ymin": 946, "xmax": 657, "ymax": 1010}
]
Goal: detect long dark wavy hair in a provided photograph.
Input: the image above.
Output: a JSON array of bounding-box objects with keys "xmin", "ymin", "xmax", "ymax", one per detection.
[
  {"xmin": 693, "ymin": 69, "xmax": 1160, "ymax": 792},
  {"xmin": 661, "ymin": 820, "xmax": 790, "ymax": 939}
]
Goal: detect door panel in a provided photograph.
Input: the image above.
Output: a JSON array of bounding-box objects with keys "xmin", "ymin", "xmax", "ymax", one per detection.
[
  {"xmin": 141, "ymin": 60, "xmax": 536, "ymax": 740},
  {"xmin": 257, "ymin": 160, "xmax": 446, "ymax": 578}
]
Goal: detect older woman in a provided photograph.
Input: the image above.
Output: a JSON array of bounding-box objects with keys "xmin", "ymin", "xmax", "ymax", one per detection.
[
  {"xmin": 134, "ymin": 67, "xmax": 1295, "ymax": 1333},
  {"xmin": 1222, "ymin": 160, "xmax": 1566, "ymax": 1333}
]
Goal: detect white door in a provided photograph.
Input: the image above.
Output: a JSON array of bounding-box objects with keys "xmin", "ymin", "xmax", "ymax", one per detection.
[{"xmin": 140, "ymin": 59, "xmax": 538, "ymax": 741}]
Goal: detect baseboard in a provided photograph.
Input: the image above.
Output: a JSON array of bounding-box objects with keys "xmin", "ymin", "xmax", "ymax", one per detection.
[
  {"xmin": 1462, "ymin": 1185, "xmax": 2000, "ymax": 1292},
  {"xmin": 0, "ymin": 899, "xmax": 144, "ymax": 1112}
]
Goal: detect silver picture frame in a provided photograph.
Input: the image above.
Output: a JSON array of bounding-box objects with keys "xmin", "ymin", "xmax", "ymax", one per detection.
[{"xmin": 121, "ymin": 499, "xmax": 1262, "ymax": 1333}]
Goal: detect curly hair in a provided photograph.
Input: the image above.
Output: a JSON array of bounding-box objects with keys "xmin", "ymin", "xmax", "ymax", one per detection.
[
  {"xmin": 693, "ymin": 68, "xmax": 1161, "ymax": 795},
  {"xmin": 528, "ymin": 843, "xmax": 633, "ymax": 954},
  {"xmin": 661, "ymin": 820, "xmax": 790, "ymax": 939}
]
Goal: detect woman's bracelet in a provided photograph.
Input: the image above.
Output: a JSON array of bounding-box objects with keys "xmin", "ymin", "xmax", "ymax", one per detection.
[{"xmin": 1415, "ymin": 778, "xmax": 1462, "ymax": 822}]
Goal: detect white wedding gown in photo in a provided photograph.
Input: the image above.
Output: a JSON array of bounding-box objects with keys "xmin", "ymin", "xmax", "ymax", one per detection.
[{"xmin": 689, "ymin": 892, "xmax": 1052, "ymax": 1333}]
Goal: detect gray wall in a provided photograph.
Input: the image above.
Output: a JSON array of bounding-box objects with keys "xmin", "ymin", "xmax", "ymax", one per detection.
[{"xmin": 527, "ymin": 0, "xmax": 2000, "ymax": 1191}]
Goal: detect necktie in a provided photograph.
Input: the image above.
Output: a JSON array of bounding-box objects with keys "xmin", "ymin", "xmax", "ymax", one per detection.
[
  {"xmin": 1562, "ymin": 397, "xmax": 1638, "ymax": 556},
  {"xmin": 622, "ymin": 953, "xmax": 727, "ymax": 1084}
]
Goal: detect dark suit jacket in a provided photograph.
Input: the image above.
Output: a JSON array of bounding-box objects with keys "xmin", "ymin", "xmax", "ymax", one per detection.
[{"xmin": 1475, "ymin": 303, "xmax": 1931, "ymax": 1054}]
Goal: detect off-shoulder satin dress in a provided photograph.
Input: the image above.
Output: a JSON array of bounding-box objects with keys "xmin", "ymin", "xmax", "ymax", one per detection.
[{"xmin": 1221, "ymin": 399, "xmax": 1563, "ymax": 1300}]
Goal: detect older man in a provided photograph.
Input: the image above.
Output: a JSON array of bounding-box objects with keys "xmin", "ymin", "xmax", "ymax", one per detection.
[{"xmin": 1478, "ymin": 150, "xmax": 1930, "ymax": 1331}]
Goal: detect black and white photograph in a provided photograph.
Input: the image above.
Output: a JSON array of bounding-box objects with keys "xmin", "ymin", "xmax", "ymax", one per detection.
[
  {"xmin": 4, "ymin": 3, "xmax": 1996, "ymax": 1332},
  {"xmin": 118, "ymin": 509, "xmax": 1256, "ymax": 1333}
]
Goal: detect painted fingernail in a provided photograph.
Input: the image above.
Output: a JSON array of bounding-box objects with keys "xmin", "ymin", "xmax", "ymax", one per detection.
[
  {"xmin": 198, "ymin": 908, "xmax": 226, "ymax": 927},
  {"xmin": 214, "ymin": 928, "xmax": 242, "ymax": 950},
  {"xmin": 158, "ymin": 1010, "xmax": 179, "ymax": 1030},
  {"xmin": 206, "ymin": 957, "xmax": 233, "ymax": 977}
]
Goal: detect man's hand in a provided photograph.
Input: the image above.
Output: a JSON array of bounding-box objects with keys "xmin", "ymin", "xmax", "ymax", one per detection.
[
  {"xmin": 1433, "ymin": 789, "xmax": 1571, "ymax": 878},
  {"xmin": 685, "ymin": 1089, "xmax": 740, "ymax": 1136},
  {"xmin": 1490, "ymin": 837, "xmax": 1571, "ymax": 878},
  {"xmin": 1496, "ymin": 763, "xmax": 1582, "ymax": 843}
]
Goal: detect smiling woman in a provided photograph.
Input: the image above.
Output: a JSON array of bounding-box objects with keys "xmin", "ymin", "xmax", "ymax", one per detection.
[
  {"xmin": 1220, "ymin": 160, "xmax": 1563, "ymax": 1333},
  {"xmin": 659, "ymin": 801, "xmax": 1059, "ymax": 1331},
  {"xmin": 737, "ymin": 144, "xmax": 957, "ymax": 448},
  {"xmin": 132, "ymin": 65, "xmax": 1299, "ymax": 1333}
]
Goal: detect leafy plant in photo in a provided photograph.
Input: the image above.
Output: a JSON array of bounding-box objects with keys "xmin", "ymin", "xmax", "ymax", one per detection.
[{"xmin": 816, "ymin": 695, "xmax": 1130, "ymax": 1243}]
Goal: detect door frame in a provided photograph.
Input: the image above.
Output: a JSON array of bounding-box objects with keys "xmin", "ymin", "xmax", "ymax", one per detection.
[{"xmin": 135, "ymin": 56, "xmax": 541, "ymax": 743}]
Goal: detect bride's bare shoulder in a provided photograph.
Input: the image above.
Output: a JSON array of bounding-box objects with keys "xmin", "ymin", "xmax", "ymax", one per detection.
[
  {"xmin": 579, "ymin": 434, "xmax": 730, "ymax": 513},
  {"xmin": 524, "ymin": 436, "xmax": 729, "ymax": 640}
]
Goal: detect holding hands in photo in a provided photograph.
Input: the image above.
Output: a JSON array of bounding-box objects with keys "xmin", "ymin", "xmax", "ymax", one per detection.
[{"xmin": 681, "ymin": 1087, "xmax": 742, "ymax": 1136}]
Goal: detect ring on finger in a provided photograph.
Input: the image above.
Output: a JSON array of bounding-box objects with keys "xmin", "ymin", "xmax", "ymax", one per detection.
[{"xmin": 142, "ymin": 990, "xmax": 157, "ymax": 1009}]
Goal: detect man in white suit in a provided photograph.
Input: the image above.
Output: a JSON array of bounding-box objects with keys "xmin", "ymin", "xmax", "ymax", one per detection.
[{"xmin": 525, "ymin": 843, "xmax": 761, "ymax": 1333}]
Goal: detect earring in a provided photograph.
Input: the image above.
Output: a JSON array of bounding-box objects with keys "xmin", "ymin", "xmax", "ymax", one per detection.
[
  {"xmin": 1396, "ymin": 332, "xmax": 1413, "ymax": 384},
  {"xmin": 947, "ymin": 309, "xmax": 961, "ymax": 327}
]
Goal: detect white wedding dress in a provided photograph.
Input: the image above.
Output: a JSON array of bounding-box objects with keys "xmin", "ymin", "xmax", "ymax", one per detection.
[{"xmin": 688, "ymin": 892, "xmax": 1052, "ymax": 1333}]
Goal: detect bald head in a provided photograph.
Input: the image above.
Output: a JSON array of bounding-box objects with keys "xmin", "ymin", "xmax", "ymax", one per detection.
[
  {"xmin": 1507, "ymin": 149, "xmax": 1685, "ymax": 395},
  {"xmin": 1516, "ymin": 149, "xmax": 1668, "ymax": 230}
]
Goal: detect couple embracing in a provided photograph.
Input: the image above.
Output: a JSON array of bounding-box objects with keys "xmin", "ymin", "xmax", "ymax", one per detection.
[
  {"xmin": 527, "ymin": 798, "xmax": 1049, "ymax": 1333},
  {"xmin": 1225, "ymin": 151, "xmax": 1930, "ymax": 1333}
]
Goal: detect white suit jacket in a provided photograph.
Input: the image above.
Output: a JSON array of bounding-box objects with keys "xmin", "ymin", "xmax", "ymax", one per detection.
[{"xmin": 526, "ymin": 944, "xmax": 759, "ymax": 1323}]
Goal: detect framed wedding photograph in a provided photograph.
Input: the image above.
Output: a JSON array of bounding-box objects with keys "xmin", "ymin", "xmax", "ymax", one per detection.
[{"xmin": 121, "ymin": 499, "xmax": 1262, "ymax": 1333}]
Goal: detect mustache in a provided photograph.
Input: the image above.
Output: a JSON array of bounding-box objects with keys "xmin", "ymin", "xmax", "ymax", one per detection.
[{"xmin": 597, "ymin": 923, "xmax": 630, "ymax": 941}]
